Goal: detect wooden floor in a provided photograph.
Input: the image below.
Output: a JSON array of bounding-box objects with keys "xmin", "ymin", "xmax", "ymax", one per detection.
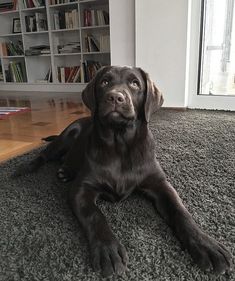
[{"xmin": 0, "ymin": 91, "xmax": 90, "ymax": 163}]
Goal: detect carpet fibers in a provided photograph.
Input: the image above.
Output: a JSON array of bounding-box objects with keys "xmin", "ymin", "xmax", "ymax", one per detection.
[{"xmin": 0, "ymin": 109, "xmax": 234, "ymax": 281}]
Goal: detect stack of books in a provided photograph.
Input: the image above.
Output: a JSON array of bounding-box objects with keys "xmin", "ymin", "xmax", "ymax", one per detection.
[
  {"xmin": 83, "ymin": 9, "xmax": 109, "ymax": 26},
  {"xmin": 25, "ymin": 13, "xmax": 47, "ymax": 32},
  {"xmin": 0, "ymin": 0, "xmax": 17, "ymax": 12},
  {"xmin": 25, "ymin": 45, "xmax": 50, "ymax": 56},
  {"xmin": 84, "ymin": 35, "xmax": 110, "ymax": 53},
  {"xmin": 57, "ymin": 65, "xmax": 81, "ymax": 83},
  {"xmin": 82, "ymin": 60, "xmax": 102, "ymax": 82},
  {"xmin": 0, "ymin": 40, "xmax": 24, "ymax": 56},
  {"xmin": 50, "ymin": 0, "xmax": 76, "ymax": 4},
  {"xmin": 57, "ymin": 42, "xmax": 81, "ymax": 54},
  {"xmin": 53, "ymin": 10, "xmax": 78, "ymax": 30},
  {"xmin": 5, "ymin": 61, "xmax": 26, "ymax": 82},
  {"xmin": 22, "ymin": 0, "xmax": 45, "ymax": 8}
]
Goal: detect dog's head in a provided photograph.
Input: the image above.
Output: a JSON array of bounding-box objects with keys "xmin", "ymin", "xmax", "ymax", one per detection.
[{"xmin": 82, "ymin": 66, "xmax": 163, "ymax": 125}]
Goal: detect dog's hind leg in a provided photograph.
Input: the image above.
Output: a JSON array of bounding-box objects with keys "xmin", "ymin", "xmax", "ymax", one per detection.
[{"xmin": 13, "ymin": 136, "xmax": 68, "ymax": 177}]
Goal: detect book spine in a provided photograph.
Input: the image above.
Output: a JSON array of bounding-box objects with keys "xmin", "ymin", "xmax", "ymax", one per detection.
[
  {"xmin": 32, "ymin": 0, "xmax": 38, "ymax": 7},
  {"xmin": 60, "ymin": 67, "xmax": 65, "ymax": 83}
]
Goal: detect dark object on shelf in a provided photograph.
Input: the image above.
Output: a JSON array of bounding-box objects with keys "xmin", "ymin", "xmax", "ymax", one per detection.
[
  {"xmin": 57, "ymin": 42, "xmax": 81, "ymax": 54},
  {"xmin": 12, "ymin": 18, "xmax": 21, "ymax": 34},
  {"xmin": 25, "ymin": 45, "xmax": 50, "ymax": 56}
]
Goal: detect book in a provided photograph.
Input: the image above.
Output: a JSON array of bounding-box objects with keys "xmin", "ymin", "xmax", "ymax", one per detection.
[
  {"xmin": 25, "ymin": 13, "xmax": 47, "ymax": 32},
  {"xmin": 0, "ymin": 1, "xmax": 16, "ymax": 12},
  {"xmin": 84, "ymin": 9, "xmax": 109, "ymax": 27},
  {"xmin": 57, "ymin": 66, "xmax": 81, "ymax": 83},
  {"xmin": 6, "ymin": 61, "xmax": 26, "ymax": 82},
  {"xmin": 85, "ymin": 35, "xmax": 100, "ymax": 52},
  {"xmin": 0, "ymin": 40, "xmax": 24, "ymax": 56},
  {"xmin": 54, "ymin": 10, "xmax": 78, "ymax": 30}
]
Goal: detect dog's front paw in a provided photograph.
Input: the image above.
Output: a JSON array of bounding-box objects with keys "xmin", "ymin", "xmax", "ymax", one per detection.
[
  {"xmin": 57, "ymin": 166, "xmax": 75, "ymax": 182},
  {"xmin": 91, "ymin": 238, "xmax": 128, "ymax": 277},
  {"xmin": 187, "ymin": 232, "xmax": 232, "ymax": 274}
]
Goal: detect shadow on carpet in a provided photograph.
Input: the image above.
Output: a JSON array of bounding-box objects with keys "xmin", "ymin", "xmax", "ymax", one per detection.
[{"xmin": 0, "ymin": 109, "xmax": 234, "ymax": 281}]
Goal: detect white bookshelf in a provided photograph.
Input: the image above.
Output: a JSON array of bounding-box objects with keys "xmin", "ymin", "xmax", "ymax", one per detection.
[{"xmin": 0, "ymin": 0, "xmax": 110, "ymax": 91}]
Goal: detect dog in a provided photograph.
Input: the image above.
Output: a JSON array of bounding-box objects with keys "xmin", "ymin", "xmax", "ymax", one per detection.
[{"xmin": 16, "ymin": 66, "xmax": 231, "ymax": 277}]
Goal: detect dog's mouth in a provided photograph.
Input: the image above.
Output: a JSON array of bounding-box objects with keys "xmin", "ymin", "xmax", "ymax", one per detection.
[{"xmin": 106, "ymin": 108, "xmax": 135, "ymax": 121}]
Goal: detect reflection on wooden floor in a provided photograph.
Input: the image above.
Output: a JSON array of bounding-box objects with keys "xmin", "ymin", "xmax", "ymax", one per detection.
[{"xmin": 0, "ymin": 92, "xmax": 89, "ymax": 163}]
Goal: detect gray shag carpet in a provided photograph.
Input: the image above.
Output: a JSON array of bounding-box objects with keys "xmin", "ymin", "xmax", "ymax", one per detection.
[{"xmin": 0, "ymin": 109, "xmax": 234, "ymax": 281}]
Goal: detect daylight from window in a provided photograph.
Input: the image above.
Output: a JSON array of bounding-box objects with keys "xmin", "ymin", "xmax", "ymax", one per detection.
[{"xmin": 200, "ymin": 0, "xmax": 235, "ymax": 95}]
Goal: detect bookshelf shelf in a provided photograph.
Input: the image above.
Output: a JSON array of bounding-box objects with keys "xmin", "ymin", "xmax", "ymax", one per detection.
[
  {"xmin": 25, "ymin": 54, "xmax": 51, "ymax": 57},
  {"xmin": 83, "ymin": 51, "xmax": 109, "ymax": 55},
  {"xmin": 21, "ymin": 7, "xmax": 46, "ymax": 12},
  {"xmin": 0, "ymin": 10, "xmax": 19, "ymax": 15},
  {"xmin": 0, "ymin": 0, "xmax": 110, "ymax": 89},
  {"xmin": 2, "ymin": 56, "xmax": 25, "ymax": 59},
  {"xmin": 0, "ymin": 33, "xmax": 22, "ymax": 37},
  {"xmin": 24, "ymin": 31, "xmax": 49, "ymax": 35},
  {"xmin": 49, "ymin": 3, "xmax": 79, "ymax": 8},
  {"xmin": 54, "ymin": 53, "xmax": 81, "ymax": 56},
  {"xmin": 51, "ymin": 28, "xmax": 80, "ymax": 33},
  {"xmin": 80, "ymin": 0, "xmax": 106, "ymax": 4},
  {"xmin": 81, "ymin": 25, "xmax": 109, "ymax": 30}
]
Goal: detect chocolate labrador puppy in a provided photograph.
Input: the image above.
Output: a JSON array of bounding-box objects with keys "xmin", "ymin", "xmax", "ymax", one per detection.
[{"xmin": 16, "ymin": 66, "xmax": 231, "ymax": 277}]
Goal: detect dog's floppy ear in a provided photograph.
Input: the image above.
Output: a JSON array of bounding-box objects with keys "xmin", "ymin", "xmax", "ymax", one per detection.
[
  {"xmin": 82, "ymin": 66, "xmax": 110, "ymax": 115},
  {"xmin": 82, "ymin": 75, "xmax": 96, "ymax": 115},
  {"xmin": 139, "ymin": 68, "xmax": 164, "ymax": 122}
]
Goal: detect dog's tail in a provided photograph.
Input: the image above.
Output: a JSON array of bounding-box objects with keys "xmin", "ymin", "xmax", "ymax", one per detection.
[
  {"xmin": 12, "ymin": 156, "xmax": 46, "ymax": 178},
  {"xmin": 42, "ymin": 135, "xmax": 58, "ymax": 142}
]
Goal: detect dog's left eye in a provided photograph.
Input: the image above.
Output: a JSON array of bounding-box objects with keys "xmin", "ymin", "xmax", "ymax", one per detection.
[
  {"xmin": 101, "ymin": 79, "xmax": 109, "ymax": 86},
  {"xmin": 130, "ymin": 79, "xmax": 140, "ymax": 88}
]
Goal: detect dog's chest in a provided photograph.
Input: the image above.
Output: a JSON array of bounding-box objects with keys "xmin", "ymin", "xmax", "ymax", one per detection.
[{"xmin": 88, "ymin": 147, "xmax": 151, "ymax": 201}]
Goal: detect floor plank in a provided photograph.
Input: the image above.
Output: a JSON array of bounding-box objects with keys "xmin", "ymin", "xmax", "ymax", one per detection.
[{"xmin": 0, "ymin": 92, "xmax": 89, "ymax": 163}]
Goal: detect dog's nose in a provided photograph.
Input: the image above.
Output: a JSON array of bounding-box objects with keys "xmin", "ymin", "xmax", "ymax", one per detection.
[{"xmin": 106, "ymin": 92, "xmax": 125, "ymax": 105}]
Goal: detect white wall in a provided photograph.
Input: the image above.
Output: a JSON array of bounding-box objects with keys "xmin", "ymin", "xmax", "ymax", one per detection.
[
  {"xmin": 135, "ymin": 0, "xmax": 189, "ymax": 107},
  {"xmin": 109, "ymin": 0, "xmax": 135, "ymax": 66}
]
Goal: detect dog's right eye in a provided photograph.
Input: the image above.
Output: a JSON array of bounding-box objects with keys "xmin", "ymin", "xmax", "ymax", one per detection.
[{"xmin": 101, "ymin": 79, "xmax": 109, "ymax": 86}]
